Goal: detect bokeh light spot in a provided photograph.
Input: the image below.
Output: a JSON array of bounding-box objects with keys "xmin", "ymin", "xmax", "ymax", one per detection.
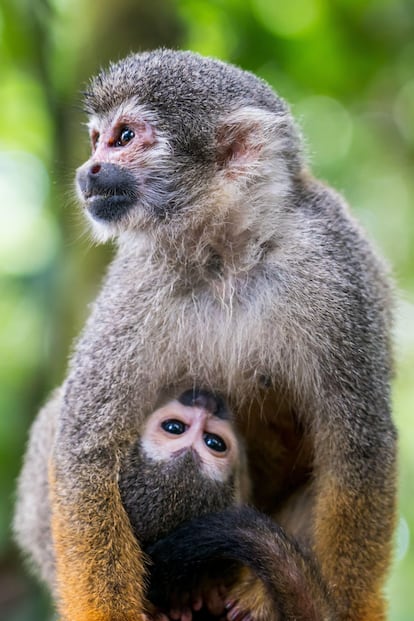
[
  {"xmin": 252, "ymin": 0, "xmax": 322, "ymax": 38},
  {"xmin": 0, "ymin": 151, "xmax": 59, "ymax": 275},
  {"xmin": 394, "ymin": 516, "xmax": 410, "ymax": 563},
  {"xmin": 393, "ymin": 80, "xmax": 414, "ymax": 145}
]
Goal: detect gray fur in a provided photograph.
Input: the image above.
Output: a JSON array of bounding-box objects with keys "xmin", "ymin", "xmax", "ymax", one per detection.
[
  {"xmin": 14, "ymin": 390, "xmax": 60, "ymax": 590},
  {"xmin": 14, "ymin": 49, "xmax": 396, "ymax": 618}
]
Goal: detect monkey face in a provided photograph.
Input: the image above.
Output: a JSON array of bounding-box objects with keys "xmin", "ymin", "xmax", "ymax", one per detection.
[
  {"xmin": 140, "ymin": 397, "xmax": 240, "ymax": 483},
  {"xmin": 76, "ymin": 50, "xmax": 299, "ymax": 245},
  {"xmin": 75, "ymin": 102, "xmax": 177, "ymax": 240}
]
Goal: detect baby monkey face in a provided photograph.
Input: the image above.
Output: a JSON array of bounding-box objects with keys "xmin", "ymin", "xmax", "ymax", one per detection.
[{"xmin": 141, "ymin": 395, "xmax": 240, "ymax": 483}]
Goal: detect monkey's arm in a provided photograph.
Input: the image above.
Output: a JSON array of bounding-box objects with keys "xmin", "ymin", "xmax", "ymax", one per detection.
[
  {"xmin": 147, "ymin": 506, "xmax": 334, "ymax": 621},
  {"xmin": 13, "ymin": 367, "xmax": 151, "ymax": 621},
  {"xmin": 255, "ymin": 180, "xmax": 397, "ymax": 621},
  {"xmin": 48, "ymin": 266, "xmax": 172, "ymax": 621},
  {"xmin": 50, "ymin": 383, "xmax": 147, "ymax": 621}
]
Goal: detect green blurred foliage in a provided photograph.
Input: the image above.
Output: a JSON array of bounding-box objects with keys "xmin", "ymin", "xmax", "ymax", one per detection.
[{"xmin": 0, "ymin": 0, "xmax": 413, "ymax": 619}]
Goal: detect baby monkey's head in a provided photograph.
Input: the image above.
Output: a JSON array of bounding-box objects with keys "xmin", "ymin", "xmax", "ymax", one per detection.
[
  {"xmin": 141, "ymin": 389, "xmax": 240, "ymax": 484},
  {"xmin": 119, "ymin": 389, "xmax": 249, "ymax": 548}
]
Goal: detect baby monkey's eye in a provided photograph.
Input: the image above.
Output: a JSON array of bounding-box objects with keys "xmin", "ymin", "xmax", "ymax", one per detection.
[
  {"xmin": 115, "ymin": 127, "xmax": 135, "ymax": 147},
  {"xmin": 161, "ymin": 419, "xmax": 187, "ymax": 435},
  {"xmin": 203, "ymin": 432, "xmax": 227, "ymax": 453}
]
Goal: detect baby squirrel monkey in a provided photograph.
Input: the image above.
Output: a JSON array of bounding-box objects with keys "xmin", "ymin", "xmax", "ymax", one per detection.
[
  {"xmin": 119, "ymin": 388, "xmax": 246, "ymax": 550},
  {"xmin": 119, "ymin": 388, "xmax": 249, "ymax": 621},
  {"xmin": 14, "ymin": 49, "xmax": 397, "ymax": 621}
]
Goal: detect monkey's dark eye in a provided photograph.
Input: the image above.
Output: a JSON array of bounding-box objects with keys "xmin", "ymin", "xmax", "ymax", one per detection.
[
  {"xmin": 203, "ymin": 433, "xmax": 227, "ymax": 453},
  {"xmin": 115, "ymin": 127, "xmax": 135, "ymax": 147},
  {"xmin": 161, "ymin": 419, "xmax": 187, "ymax": 435}
]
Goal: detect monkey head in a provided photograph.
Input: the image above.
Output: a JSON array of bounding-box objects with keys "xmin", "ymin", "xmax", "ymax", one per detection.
[
  {"xmin": 119, "ymin": 389, "xmax": 249, "ymax": 549},
  {"xmin": 75, "ymin": 49, "xmax": 303, "ymax": 250}
]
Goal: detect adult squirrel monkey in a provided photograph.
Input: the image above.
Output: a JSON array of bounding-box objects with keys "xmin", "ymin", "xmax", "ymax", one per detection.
[{"xmin": 14, "ymin": 50, "xmax": 396, "ymax": 621}]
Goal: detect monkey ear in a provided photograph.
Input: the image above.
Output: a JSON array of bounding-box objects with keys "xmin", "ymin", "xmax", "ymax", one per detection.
[{"xmin": 215, "ymin": 107, "xmax": 282, "ymax": 170}]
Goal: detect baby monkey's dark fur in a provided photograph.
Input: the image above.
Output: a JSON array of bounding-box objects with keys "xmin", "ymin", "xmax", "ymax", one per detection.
[{"xmin": 14, "ymin": 49, "xmax": 397, "ymax": 621}]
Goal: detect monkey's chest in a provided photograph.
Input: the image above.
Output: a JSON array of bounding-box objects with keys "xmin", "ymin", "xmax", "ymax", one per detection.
[{"xmin": 156, "ymin": 289, "xmax": 277, "ymax": 395}]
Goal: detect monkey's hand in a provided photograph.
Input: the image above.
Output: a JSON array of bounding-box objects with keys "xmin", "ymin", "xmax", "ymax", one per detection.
[
  {"xmin": 166, "ymin": 567, "xmax": 271, "ymax": 621},
  {"xmin": 149, "ymin": 566, "xmax": 265, "ymax": 621},
  {"xmin": 147, "ymin": 536, "xmax": 240, "ymax": 621},
  {"xmin": 168, "ymin": 575, "xmax": 231, "ymax": 621},
  {"xmin": 149, "ymin": 565, "xmax": 232, "ymax": 621}
]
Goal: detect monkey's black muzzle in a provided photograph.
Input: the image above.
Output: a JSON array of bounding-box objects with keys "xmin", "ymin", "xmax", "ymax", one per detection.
[{"xmin": 76, "ymin": 161, "xmax": 138, "ymax": 222}]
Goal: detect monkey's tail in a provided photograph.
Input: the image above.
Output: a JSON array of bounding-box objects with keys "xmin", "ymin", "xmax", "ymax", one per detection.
[{"xmin": 147, "ymin": 506, "xmax": 333, "ymax": 620}]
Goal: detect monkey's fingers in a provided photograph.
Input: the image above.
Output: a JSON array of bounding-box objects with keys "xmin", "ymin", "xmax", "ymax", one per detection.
[
  {"xmin": 169, "ymin": 607, "xmax": 183, "ymax": 620},
  {"xmin": 191, "ymin": 590, "xmax": 203, "ymax": 611},
  {"xmin": 182, "ymin": 607, "xmax": 193, "ymax": 621},
  {"xmin": 169, "ymin": 597, "xmax": 195, "ymax": 621},
  {"xmin": 170, "ymin": 606, "xmax": 192, "ymax": 621},
  {"xmin": 204, "ymin": 584, "xmax": 226, "ymax": 617}
]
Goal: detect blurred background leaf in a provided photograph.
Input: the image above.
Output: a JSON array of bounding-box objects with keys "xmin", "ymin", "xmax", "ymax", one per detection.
[{"xmin": 0, "ymin": 0, "xmax": 412, "ymax": 619}]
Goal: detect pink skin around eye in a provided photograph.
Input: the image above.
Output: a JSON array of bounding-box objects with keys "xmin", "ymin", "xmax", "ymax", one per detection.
[{"xmin": 90, "ymin": 119, "xmax": 155, "ymax": 159}]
